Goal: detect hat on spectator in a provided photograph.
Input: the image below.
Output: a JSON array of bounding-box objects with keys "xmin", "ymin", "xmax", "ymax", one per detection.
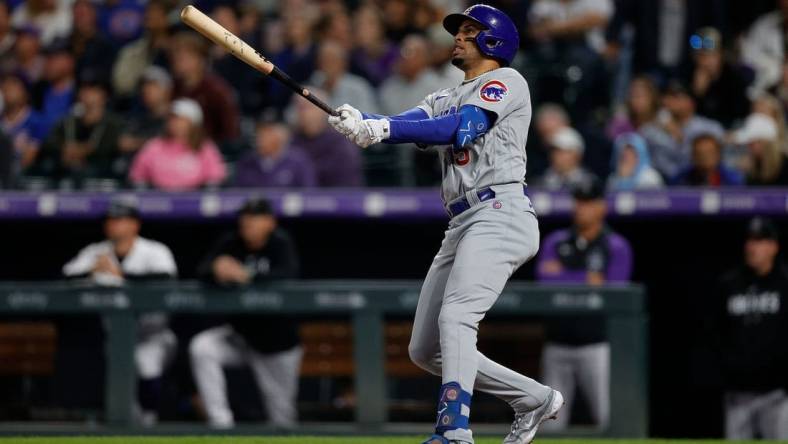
[
  {"xmin": 734, "ymin": 113, "xmax": 778, "ymax": 144},
  {"xmin": 746, "ymin": 216, "xmax": 778, "ymax": 241},
  {"xmin": 141, "ymin": 65, "xmax": 172, "ymax": 90},
  {"xmin": 14, "ymin": 24, "xmax": 41, "ymax": 39},
  {"xmin": 549, "ymin": 127, "xmax": 585, "ymax": 154},
  {"xmin": 170, "ymin": 98, "xmax": 203, "ymax": 125},
  {"xmin": 43, "ymin": 37, "xmax": 71, "ymax": 55},
  {"xmin": 105, "ymin": 198, "xmax": 140, "ymax": 220},
  {"xmin": 690, "ymin": 27, "xmax": 721, "ymax": 52},
  {"xmin": 572, "ymin": 176, "xmax": 605, "ymax": 202},
  {"xmin": 687, "ymin": 124, "xmax": 725, "ymax": 146},
  {"xmin": 664, "ymin": 79, "xmax": 690, "ymax": 96},
  {"xmin": 238, "ymin": 197, "xmax": 274, "ymax": 216}
]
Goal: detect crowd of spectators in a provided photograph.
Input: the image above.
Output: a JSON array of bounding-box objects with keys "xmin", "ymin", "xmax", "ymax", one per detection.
[{"xmin": 1, "ymin": 0, "xmax": 788, "ymax": 190}]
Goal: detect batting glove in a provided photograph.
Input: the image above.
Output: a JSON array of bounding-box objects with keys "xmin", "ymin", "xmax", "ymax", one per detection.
[
  {"xmin": 352, "ymin": 119, "xmax": 390, "ymax": 148},
  {"xmin": 328, "ymin": 104, "xmax": 363, "ymax": 137}
]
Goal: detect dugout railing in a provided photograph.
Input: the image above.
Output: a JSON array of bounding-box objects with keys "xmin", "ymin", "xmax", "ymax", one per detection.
[{"xmin": 0, "ymin": 281, "xmax": 648, "ymax": 437}]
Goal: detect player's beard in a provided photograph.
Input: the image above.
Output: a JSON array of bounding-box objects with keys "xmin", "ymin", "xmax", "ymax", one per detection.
[{"xmin": 451, "ymin": 56, "xmax": 466, "ymax": 69}]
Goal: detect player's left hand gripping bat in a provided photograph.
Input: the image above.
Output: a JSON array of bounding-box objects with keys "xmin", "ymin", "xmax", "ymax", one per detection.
[{"xmin": 180, "ymin": 5, "xmax": 338, "ymax": 117}]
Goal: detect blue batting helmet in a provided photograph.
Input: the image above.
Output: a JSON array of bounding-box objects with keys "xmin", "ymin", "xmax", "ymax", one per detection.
[{"xmin": 442, "ymin": 4, "xmax": 520, "ymax": 66}]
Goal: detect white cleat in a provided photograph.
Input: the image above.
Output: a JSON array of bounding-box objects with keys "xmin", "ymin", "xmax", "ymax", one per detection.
[{"xmin": 502, "ymin": 389, "xmax": 564, "ymax": 444}]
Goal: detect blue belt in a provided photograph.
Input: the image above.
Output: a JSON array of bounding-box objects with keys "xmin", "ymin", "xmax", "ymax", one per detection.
[{"xmin": 447, "ymin": 185, "xmax": 528, "ymax": 218}]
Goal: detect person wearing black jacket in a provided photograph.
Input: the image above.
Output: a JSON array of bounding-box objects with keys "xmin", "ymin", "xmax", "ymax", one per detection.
[
  {"xmin": 712, "ymin": 217, "xmax": 788, "ymax": 440},
  {"xmin": 190, "ymin": 197, "xmax": 302, "ymax": 429}
]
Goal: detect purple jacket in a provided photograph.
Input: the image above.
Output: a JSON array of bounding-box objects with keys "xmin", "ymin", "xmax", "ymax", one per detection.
[
  {"xmin": 536, "ymin": 227, "xmax": 633, "ymax": 283},
  {"xmin": 234, "ymin": 147, "xmax": 317, "ymax": 188},
  {"xmin": 291, "ymin": 127, "xmax": 363, "ymax": 187}
]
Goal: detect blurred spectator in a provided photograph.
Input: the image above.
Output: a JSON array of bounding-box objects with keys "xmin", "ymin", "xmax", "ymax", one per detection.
[
  {"xmin": 3, "ymin": 26, "xmax": 45, "ymax": 84},
  {"xmin": 210, "ymin": 5, "xmax": 261, "ymax": 115},
  {"xmin": 529, "ymin": 0, "xmax": 613, "ymax": 54},
  {"xmin": 379, "ymin": 34, "xmax": 443, "ymax": 116},
  {"xmin": 530, "ymin": 103, "xmax": 572, "ymax": 177},
  {"xmin": 38, "ymin": 78, "xmax": 124, "ymax": 182},
  {"xmin": 640, "ymin": 80, "xmax": 725, "ymax": 179},
  {"xmin": 672, "ymin": 129, "xmax": 744, "ymax": 187},
  {"xmin": 752, "ymin": 93, "xmax": 788, "ymax": 155},
  {"xmin": 191, "ymin": 197, "xmax": 302, "ymax": 430},
  {"xmin": 349, "ymin": 5, "xmax": 399, "ymax": 87},
  {"xmin": 735, "ymin": 113, "xmax": 788, "ymax": 186},
  {"xmin": 0, "ymin": 129, "xmax": 11, "ymax": 188},
  {"xmin": 382, "ymin": 0, "xmax": 419, "ymax": 42},
  {"xmin": 112, "ymin": 0, "xmax": 171, "ymax": 99},
  {"xmin": 426, "ymin": 23, "xmax": 464, "ymax": 85},
  {"xmin": 129, "ymin": 98, "xmax": 226, "ymax": 190},
  {"xmin": 526, "ymin": 0, "xmax": 613, "ymax": 120},
  {"xmin": 0, "ymin": 3, "xmax": 14, "ymax": 61},
  {"xmin": 606, "ymin": 75, "xmax": 661, "ymax": 139},
  {"xmin": 708, "ymin": 217, "xmax": 788, "ymax": 440},
  {"xmin": 39, "ymin": 39, "xmax": 76, "ymax": 133},
  {"xmin": 97, "ymin": 0, "xmax": 145, "ymax": 47},
  {"xmin": 10, "ymin": 0, "xmax": 72, "ymax": 46},
  {"xmin": 310, "ymin": 40, "xmax": 378, "ymax": 114},
  {"xmin": 68, "ymin": 0, "xmax": 115, "ymax": 83},
  {"xmin": 774, "ymin": 58, "xmax": 788, "ymax": 118},
  {"xmin": 235, "ymin": 120, "xmax": 316, "ymax": 188},
  {"xmin": 116, "ymin": 66, "xmax": 172, "ymax": 168},
  {"xmin": 316, "ymin": 9, "xmax": 353, "ymax": 49},
  {"xmin": 741, "ymin": 0, "xmax": 788, "ymax": 95},
  {"xmin": 537, "ymin": 176, "xmax": 632, "ymax": 431},
  {"xmin": 267, "ymin": 14, "xmax": 318, "ymax": 111},
  {"xmin": 1, "ymin": 72, "xmax": 46, "ymax": 176},
  {"xmin": 535, "ymin": 127, "xmax": 594, "ymax": 191},
  {"xmin": 62, "ymin": 198, "xmax": 177, "ymax": 426},
  {"xmin": 686, "ymin": 27, "xmax": 750, "ymax": 128},
  {"xmin": 170, "ymin": 31, "xmax": 239, "ymax": 145},
  {"xmin": 290, "ymin": 89, "xmax": 362, "ymax": 187},
  {"xmin": 607, "ymin": 132, "xmax": 663, "ymax": 190},
  {"xmin": 605, "ymin": 0, "xmax": 725, "ymax": 79}
]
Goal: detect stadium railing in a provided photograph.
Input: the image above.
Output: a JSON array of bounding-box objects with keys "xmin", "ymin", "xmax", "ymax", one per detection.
[{"xmin": 0, "ymin": 280, "xmax": 648, "ymax": 437}]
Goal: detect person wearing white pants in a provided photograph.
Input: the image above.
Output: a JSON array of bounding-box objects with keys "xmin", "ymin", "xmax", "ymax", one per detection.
[
  {"xmin": 190, "ymin": 325, "xmax": 303, "ymax": 428},
  {"xmin": 192, "ymin": 197, "xmax": 302, "ymax": 428}
]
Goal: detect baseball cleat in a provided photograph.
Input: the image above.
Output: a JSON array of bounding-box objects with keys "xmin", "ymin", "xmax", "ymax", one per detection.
[{"xmin": 502, "ymin": 389, "xmax": 564, "ymax": 444}]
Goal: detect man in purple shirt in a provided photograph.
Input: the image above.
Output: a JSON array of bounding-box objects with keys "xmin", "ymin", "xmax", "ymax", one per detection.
[
  {"xmin": 536, "ymin": 176, "xmax": 633, "ymax": 432},
  {"xmin": 234, "ymin": 120, "xmax": 317, "ymax": 188}
]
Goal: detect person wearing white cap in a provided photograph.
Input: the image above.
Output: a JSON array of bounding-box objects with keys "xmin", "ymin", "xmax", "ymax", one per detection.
[
  {"xmin": 128, "ymin": 98, "xmax": 227, "ymax": 190},
  {"xmin": 736, "ymin": 113, "xmax": 788, "ymax": 186},
  {"xmin": 536, "ymin": 126, "xmax": 594, "ymax": 191}
]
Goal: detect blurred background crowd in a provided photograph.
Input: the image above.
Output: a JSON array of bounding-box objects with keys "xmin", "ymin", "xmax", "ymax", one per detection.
[{"xmin": 1, "ymin": 0, "xmax": 788, "ymax": 191}]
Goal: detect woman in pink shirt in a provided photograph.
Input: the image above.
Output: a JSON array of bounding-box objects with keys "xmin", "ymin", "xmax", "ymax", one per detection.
[{"xmin": 129, "ymin": 98, "xmax": 226, "ymax": 190}]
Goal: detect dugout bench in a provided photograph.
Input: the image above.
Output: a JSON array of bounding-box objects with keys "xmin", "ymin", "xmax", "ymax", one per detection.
[{"xmin": 0, "ymin": 281, "xmax": 648, "ymax": 437}]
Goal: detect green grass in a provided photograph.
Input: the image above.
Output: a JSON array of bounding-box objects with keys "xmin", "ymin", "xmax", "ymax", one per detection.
[{"xmin": 0, "ymin": 439, "xmax": 776, "ymax": 444}]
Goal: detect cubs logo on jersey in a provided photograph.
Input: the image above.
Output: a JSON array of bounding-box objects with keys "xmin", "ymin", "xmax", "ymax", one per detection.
[
  {"xmin": 452, "ymin": 148, "xmax": 471, "ymax": 166},
  {"xmin": 479, "ymin": 80, "xmax": 508, "ymax": 102}
]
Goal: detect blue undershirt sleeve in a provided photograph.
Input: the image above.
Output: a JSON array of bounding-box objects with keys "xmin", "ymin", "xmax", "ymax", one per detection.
[
  {"xmin": 383, "ymin": 105, "xmax": 491, "ymax": 148},
  {"xmin": 362, "ymin": 107, "xmax": 429, "ymax": 121}
]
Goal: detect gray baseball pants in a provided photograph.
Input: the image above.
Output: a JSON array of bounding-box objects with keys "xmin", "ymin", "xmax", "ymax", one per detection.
[
  {"xmin": 540, "ymin": 342, "xmax": 610, "ymax": 430},
  {"xmin": 408, "ymin": 183, "xmax": 552, "ymax": 415},
  {"xmin": 189, "ymin": 325, "xmax": 303, "ymax": 428},
  {"xmin": 725, "ymin": 389, "xmax": 788, "ymax": 439}
]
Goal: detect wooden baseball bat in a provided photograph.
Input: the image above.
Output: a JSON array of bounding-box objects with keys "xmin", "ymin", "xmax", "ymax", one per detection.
[{"xmin": 180, "ymin": 5, "xmax": 338, "ymax": 116}]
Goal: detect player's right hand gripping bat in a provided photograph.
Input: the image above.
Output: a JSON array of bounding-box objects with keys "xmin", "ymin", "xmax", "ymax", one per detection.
[{"xmin": 180, "ymin": 5, "xmax": 338, "ymax": 117}]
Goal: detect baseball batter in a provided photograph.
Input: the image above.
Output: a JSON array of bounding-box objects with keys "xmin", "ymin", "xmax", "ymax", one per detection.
[{"xmin": 328, "ymin": 5, "xmax": 563, "ymax": 444}]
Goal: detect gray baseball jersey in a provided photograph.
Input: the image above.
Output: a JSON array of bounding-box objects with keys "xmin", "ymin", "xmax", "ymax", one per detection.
[{"xmin": 416, "ymin": 67, "xmax": 531, "ymax": 204}]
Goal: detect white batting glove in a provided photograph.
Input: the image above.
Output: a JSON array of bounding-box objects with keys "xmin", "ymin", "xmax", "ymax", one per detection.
[
  {"xmin": 352, "ymin": 119, "xmax": 390, "ymax": 148},
  {"xmin": 336, "ymin": 104, "xmax": 362, "ymax": 121},
  {"xmin": 328, "ymin": 106, "xmax": 362, "ymax": 138}
]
